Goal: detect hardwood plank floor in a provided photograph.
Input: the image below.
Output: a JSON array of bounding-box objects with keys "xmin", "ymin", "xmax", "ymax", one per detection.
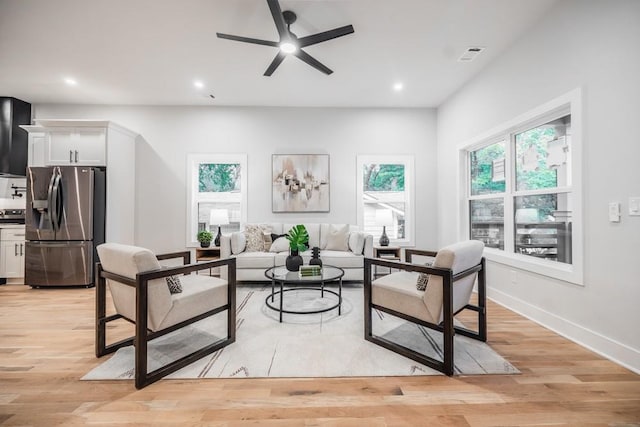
[{"xmin": 0, "ymin": 284, "xmax": 639, "ymax": 426}]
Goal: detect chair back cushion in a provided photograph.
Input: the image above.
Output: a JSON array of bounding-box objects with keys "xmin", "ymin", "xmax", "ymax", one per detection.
[
  {"xmin": 423, "ymin": 240, "xmax": 484, "ymax": 323},
  {"xmin": 97, "ymin": 243, "xmax": 172, "ymax": 330}
]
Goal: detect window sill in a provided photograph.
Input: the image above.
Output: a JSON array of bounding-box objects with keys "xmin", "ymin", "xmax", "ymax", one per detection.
[{"xmin": 483, "ymin": 247, "xmax": 583, "ymax": 286}]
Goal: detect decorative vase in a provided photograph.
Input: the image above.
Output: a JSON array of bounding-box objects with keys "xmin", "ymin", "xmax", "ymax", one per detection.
[
  {"xmin": 309, "ymin": 246, "xmax": 322, "ymax": 267},
  {"xmin": 200, "ymin": 241, "xmax": 211, "ymax": 248},
  {"xmin": 285, "ymin": 249, "xmax": 304, "ymax": 272}
]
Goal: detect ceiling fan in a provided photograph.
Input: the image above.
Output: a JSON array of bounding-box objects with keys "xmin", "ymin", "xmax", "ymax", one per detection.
[{"xmin": 216, "ymin": 0, "xmax": 354, "ymax": 76}]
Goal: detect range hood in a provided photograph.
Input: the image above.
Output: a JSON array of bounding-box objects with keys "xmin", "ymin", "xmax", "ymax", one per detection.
[{"xmin": 0, "ymin": 97, "xmax": 31, "ymax": 177}]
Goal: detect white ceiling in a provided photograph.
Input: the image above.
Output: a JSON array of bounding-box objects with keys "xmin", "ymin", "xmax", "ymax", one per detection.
[{"xmin": 0, "ymin": 0, "xmax": 557, "ymax": 108}]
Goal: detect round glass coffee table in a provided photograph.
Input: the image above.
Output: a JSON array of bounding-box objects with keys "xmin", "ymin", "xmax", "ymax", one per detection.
[{"xmin": 264, "ymin": 265, "xmax": 345, "ymax": 323}]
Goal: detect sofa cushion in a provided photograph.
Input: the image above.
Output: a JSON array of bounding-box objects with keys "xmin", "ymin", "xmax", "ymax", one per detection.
[
  {"xmin": 244, "ymin": 224, "xmax": 266, "ymax": 252},
  {"xmin": 372, "ymin": 272, "xmax": 433, "ymax": 323},
  {"xmin": 157, "ymin": 274, "xmax": 228, "ymax": 331},
  {"xmin": 269, "ymin": 236, "xmax": 289, "ymax": 253},
  {"xmin": 317, "ymin": 250, "xmax": 363, "ymax": 269},
  {"xmin": 348, "ymin": 231, "xmax": 366, "ymax": 255},
  {"xmin": 325, "ymin": 224, "xmax": 350, "ymax": 251},
  {"xmin": 234, "ymin": 251, "xmax": 276, "ymax": 269},
  {"xmin": 230, "ymin": 232, "xmax": 246, "ymax": 255}
]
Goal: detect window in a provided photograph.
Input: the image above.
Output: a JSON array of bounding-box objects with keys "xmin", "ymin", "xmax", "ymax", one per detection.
[
  {"xmin": 356, "ymin": 155, "xmax": 414, "ymax": 246},
  {"xmin": 461, "ymin": 89, "xmax": 583, "ymax": 284},
  {"xmin": 187, "ymin": 154, "xmax": 247, "ymax": 247}
]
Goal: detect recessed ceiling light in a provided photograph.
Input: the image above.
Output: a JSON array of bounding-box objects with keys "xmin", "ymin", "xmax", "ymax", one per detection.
[
  {"xmin": 393, "ymin": 82, "xmax": 404, "ymax": 92},
  {"xmin": 64, "ymin": 77, "xmax": 77, "ymax": 86},
  {"xmin": 193, "ymin": 80, "xmax": 204, "ymax": 89}
]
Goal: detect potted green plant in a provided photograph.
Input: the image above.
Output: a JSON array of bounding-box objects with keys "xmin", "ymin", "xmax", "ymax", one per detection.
[
  {"xmin": 285, "ymin": 224, "xmax": 309, "ymax": 271},
  {"xmin": 197, "ymin": 230, "xmax": 213, "ymax": 248}
]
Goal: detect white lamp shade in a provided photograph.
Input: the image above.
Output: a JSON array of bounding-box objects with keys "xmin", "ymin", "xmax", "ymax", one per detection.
[
  {"xmin": 210, "ymin": 209, "xmax": 230, "ymax": 226},
  {"xmin": 375, "ymin": 209, "xmax": 394, "ymax": 226}
]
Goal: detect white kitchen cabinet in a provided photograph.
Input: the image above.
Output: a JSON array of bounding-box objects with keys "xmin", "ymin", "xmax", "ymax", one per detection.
[
  {"xmin": 45, "ymin": 126, "xmax": 107, "ymax": 166},
  {"xmin": 1, "ymin": 228, "xmax": 26, "ymax": 279}
]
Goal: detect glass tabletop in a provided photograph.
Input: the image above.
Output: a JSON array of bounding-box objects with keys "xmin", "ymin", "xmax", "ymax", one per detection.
[{"xmin": 264, "ymin": 265, "xmax": 344, "ymax": 283}]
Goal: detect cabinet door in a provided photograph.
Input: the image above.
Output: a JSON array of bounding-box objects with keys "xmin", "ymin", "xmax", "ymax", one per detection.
[
  {"xmin": 28, "ymin": 133, "xmax": 46, "ymax": 167},
  {"xmin": 1, "ymin": 241, "xmax": 24, "ymax": 278},
  {"xmin": 46, "ymin": 128, "xmax": 76, "ymax": 165},
  {"xmin": 74, "ymin": 127, "xmax": 106, "ymax": 165}
]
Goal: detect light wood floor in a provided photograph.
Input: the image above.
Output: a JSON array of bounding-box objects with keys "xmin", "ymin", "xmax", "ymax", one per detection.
[{"xmin": 0, "ymin": 284, "xmax": 639, "ymax": 427}]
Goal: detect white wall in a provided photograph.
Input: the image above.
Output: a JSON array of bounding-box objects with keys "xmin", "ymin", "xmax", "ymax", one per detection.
[
  {"xmin": 33, "ymin": 105, "xmax": 437, "ymax": 253},
  {"xmin": 437, "ymin": 0, "xmax": 640, "ymax": 372}
]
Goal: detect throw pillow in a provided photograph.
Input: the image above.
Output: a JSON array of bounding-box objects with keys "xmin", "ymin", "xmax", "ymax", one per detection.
[
  {"xmin": 230, "ymin": 232, "xmax": 246, "ymax": 254},
  {"xmin": 348, "ymin": 231, "xmax": 365, "ymax": 255},
  {"xmin": 166, "ymin": 275, "xmax": 183, "ymax": 294},
  {"xmin": 244, "ymin": 225, "xmax": 265, "ymax": 252},
  {"xmin": 416, "ymin": 273, "xmax": 429, "ymax": 291},
  {"xmin": 325, "ymin": 224, "xmax": 350, "ymax": 251},
  {"xmin": 416, "ymin": 261, "xmax": 433, "ymax": 291},
  {"xmin": 262, "ymin": 232, "xmax": 273, "ymax": 251},
  {"xmin": 270, "ymin": 236, "xmax": 290, "ymax": 253}
]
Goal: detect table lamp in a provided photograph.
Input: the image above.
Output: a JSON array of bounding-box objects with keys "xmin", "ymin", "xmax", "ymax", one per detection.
[
  {"xmin": 375, "ymin": 209, "xmax": 393, "ymax": 246},
  {"xmin": 210, "ymin": 209, "xmax": 230, "ymax": 247}
]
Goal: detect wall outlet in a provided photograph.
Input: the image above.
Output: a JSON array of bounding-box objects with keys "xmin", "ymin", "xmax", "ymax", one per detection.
[{"xmin": 629, "ymin": 197, "xmax": 640, "ymax": 216}]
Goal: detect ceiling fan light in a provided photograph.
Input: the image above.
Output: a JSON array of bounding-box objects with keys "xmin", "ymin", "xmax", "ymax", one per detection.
[{"xmin": 279, "ymin": 41, "xmax": 297, "ymax": 54}]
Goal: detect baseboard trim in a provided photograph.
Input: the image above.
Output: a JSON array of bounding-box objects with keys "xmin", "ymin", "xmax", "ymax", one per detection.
[{"xmin": 488, "ymin": 288, "xmax": 640, "ymax": 375}]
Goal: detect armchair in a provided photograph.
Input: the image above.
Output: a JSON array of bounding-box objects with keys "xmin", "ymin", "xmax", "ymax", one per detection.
[
  {"xmin": 364, "ymin": 240, "xmax": 486, "ymax": 376},
  {"xmin": 95, "ymin": 243, "xmax": 236, "ymax": 389}
]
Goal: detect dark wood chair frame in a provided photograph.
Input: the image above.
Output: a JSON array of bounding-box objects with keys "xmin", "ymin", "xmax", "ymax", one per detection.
[
  {"xmin": 95, "ymin": 251, "xmax": 236, "ymax": 389},
  {"xmin": 364, "ymin": 249, "xmax": 486, "ymax": 376}
]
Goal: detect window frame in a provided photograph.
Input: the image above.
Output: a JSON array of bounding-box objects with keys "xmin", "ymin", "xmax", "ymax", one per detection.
[
  {"xmin": 458, "ymin": 89, "xmax": 583, "ymax": 285},
  {"xmin": 186, "ymin": 153, "xmax": 248, "ymax": 247},
  {"xmin": 356, "ymin": 154, "xmax": 415, "ymax": 247}
]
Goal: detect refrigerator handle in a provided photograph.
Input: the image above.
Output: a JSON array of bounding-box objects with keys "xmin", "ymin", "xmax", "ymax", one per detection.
[
  {"xmin": 52, "ymin": 173, "xmax": 64, "ymax": 231},
  {"xmin": 46, "ymin": 171, "xmax": 57, "ymax": 230}
]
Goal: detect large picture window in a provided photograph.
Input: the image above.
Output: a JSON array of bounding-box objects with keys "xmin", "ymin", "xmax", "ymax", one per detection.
[
  {"xmin": 462, "ymin": 89, "xmax": 582, "ymax": 284},
  {"xmin": 186, "ymin": 154, "xmax": 247, "ymax": 247},
  {"xmin": 356, "ymin": 155, "xmax": 414, "ymax": 246}
]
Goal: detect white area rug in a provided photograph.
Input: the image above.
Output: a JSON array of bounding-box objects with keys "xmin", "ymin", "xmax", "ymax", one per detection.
[{"xmin": 83, "ymin": 284, "xmax": 518, "ymax": 380}]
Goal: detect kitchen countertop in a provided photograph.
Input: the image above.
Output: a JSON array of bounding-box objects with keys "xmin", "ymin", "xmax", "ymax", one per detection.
[{"xmin": 0, "ymin": 224, "xmax": 25, "ymax": 229}]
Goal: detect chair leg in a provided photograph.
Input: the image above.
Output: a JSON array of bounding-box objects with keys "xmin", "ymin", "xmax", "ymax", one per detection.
[
  {"xmin": 477, "ymin": 257, "xmax": 487, "ymax": 342},
  {"xmin": 135, "ymin": 278, "xmax": 149, "ymax": 390},
  {"xmin": 442, "ymin": 274, "xmax": 454, "ymax": 376},
  {"xmin": 95, "ymin": 263, "xmax": 107, "ymax": 357},
  {"xmin": 363, "ymin": 259, "xmax": 373, "ymax": 340}
]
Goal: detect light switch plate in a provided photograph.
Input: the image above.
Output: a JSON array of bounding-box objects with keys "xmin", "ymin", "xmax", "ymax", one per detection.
[
  {"xmin": 609, "ymin": 202, "xmax": 621, "ymax": 222},
  {"xmin": 629, "ymin": 197, "xmax": 640, "ymax": 216}
]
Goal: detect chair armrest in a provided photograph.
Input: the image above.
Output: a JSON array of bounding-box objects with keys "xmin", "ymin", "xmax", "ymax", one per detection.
[
  {"xmin": 364, "ymin": 257, "xmax": 451, "ymax": 278},
  {"xmin": 363, "ymin": 234, "xmax": 374, "ymax": 257},
  {"xmin": 156, "ymin": 251, "xmax": 191, "ymax": 265},
  {"xmin": 220, "ymin": 235, "xmax": 232, "ymax": 259},
  {"xmin": 139, "ymin": 258, "xmax": 237, "ymax": 282},
  {"xmin": 405, "ymin": 249, "xmax": 437, "ymax": 263}
]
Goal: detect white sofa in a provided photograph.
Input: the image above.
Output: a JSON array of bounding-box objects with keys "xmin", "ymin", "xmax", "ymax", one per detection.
[{"xmin": 220, "ymin": 223, "xmax": 373, "ymax": 282}]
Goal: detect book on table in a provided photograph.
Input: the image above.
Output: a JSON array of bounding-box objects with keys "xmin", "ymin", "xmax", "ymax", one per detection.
[{"xmin": 299, "ymin": 265, "xmax": 322, "ymax": 277}]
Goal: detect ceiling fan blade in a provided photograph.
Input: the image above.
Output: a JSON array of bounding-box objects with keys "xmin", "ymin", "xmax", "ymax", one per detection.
[
  {"xmin": 298, "ymin": 25, "xmax": 355, "ymax": 48},
  {"xmin": 264, "ymin": 52, "xmax": 286, "ymax": 76},
  {"xmin": 293, "ymin": 49, "xmax": 333, "ymax": 75},
  {"xmin": 217, "ymin": 33, "xmax": 278, "ymax": 47},
  {"xmin": 266, "ymin": 0, "xmax": 288, "ymax": 39}
]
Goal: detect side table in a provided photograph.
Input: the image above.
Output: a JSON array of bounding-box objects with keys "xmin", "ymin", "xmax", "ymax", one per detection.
[
  {"xmin": 373, "ymin": 245, "xmax": 402, "ymax": 277},
  {"xmin": 196, "ymin": 246, "xmax": 221, "ymax": 276}
]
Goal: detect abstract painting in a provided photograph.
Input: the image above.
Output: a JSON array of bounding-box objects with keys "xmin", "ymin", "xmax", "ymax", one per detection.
[{"xmin": 272, "ymin": 154, "xmax": 329, "ymax": 212}]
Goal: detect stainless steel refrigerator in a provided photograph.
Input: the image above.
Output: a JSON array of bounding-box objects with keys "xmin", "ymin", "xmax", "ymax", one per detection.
[{"xmin": 25, "ymin": 166, "xmax": 106, "ymax": 287}]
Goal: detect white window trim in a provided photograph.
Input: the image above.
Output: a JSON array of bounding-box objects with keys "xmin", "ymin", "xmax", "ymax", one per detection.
[
  {"xmin": 186, "ymin": 153, "xmax": 248, "ymax": 247},
  {"xmin": 457, "ymin": 88, "xmax": 583, "ymax": 285},
  {"xmin": 356, "ymin": 154, "xmax": 415, "ymax": 247}
]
